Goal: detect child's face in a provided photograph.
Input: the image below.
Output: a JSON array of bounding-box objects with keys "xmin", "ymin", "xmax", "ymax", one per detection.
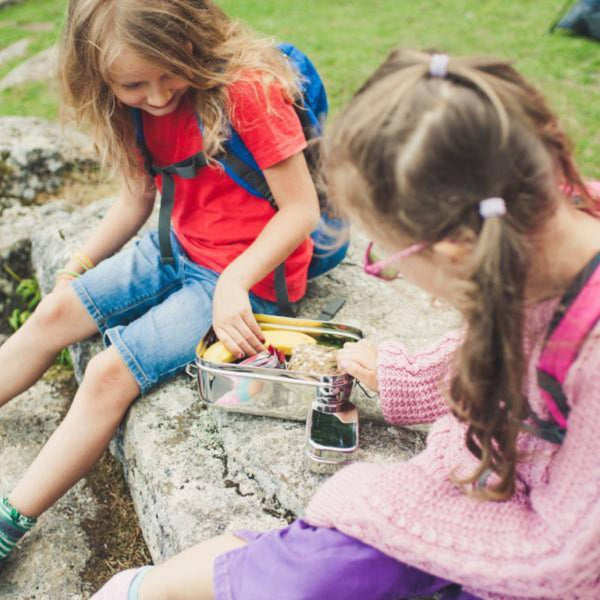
[
  {"xmin": 108, "ymin": 46, "xmax": 189, "ymax": 116},
  {"xmin": 365, "ymin": 229, "xmax": 465, "ymax": 307}
]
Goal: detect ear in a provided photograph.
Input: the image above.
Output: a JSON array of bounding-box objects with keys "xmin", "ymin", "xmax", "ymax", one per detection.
[{"xmin": 432, "ymin": 239, "xmax": 473, "ymax": 262}]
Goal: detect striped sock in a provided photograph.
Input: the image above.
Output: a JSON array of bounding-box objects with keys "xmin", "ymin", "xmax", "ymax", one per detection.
[{"xmin": 0, "ymin": 496, "xmax": 37, "ymax": 562}]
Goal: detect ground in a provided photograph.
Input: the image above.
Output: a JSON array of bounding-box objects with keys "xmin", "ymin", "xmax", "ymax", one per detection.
[{"xmin": 1, "ymin": 0, "xmax": 599, "ymax": 173}]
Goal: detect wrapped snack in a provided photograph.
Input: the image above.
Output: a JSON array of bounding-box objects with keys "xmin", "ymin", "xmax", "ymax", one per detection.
[
  {"xmin": 238, "ymin": 345, "xmax": 286, "ymax": 369},
  {"xmin": 287, "ymin": 343, "xmax": 341, "ymax": 375}
]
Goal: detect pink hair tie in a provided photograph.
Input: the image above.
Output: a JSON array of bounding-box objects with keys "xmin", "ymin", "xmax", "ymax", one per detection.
[
  {"xmin": 479, "ymin": 197, "xmax": 506, "ymax": 219},
  {"xmin": 429, "ymin": 54, "xmax": 449, "ymax": 78}
]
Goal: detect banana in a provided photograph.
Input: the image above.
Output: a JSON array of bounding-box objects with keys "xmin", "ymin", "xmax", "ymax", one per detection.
[
  {"xmin": 202, "ymin": 330, "xmax": 316, "ymax": 364},
  {"xmin": 202, "ymin": 340, "xmax": 236, "ymax": 364},
  {"xmin": 263, "ymin": 330, "xmax": 316, "ymax": 355}
]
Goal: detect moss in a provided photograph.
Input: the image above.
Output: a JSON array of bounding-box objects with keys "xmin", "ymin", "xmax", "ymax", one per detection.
[{"xmin": 0, "ymin": 158, "xmax": 14, "ymax": 189}]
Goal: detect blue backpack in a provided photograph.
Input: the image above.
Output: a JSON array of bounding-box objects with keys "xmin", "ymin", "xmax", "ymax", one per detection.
[{"xmin": 131, "ymin": 43, "xmax": 349, "ymax": 316}]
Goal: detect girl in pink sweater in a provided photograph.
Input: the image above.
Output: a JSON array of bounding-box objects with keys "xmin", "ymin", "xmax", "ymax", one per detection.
[{"xmin": 92, "ymin": 49, "xmax": 600, "ymax": 600}]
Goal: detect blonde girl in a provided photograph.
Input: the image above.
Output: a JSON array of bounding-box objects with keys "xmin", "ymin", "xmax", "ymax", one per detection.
[
  {"xmin": 92, "ymin": 48, "xmax": 600, "ymax": 600},
  {"xmin": 0, "ymin": 0, "xmax": 320, "ymax": 565}
]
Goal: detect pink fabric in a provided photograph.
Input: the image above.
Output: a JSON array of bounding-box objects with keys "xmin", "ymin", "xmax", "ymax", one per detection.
[
  {"xmin": 538, "ymin": 269, "xmax": 600, "ymax": 429},
  {"xmin": 91, "ymin": 567, "xmax": 144, "ymax": 599},
  {"xmin": 305, "ymin": 298, "xmax": 600, "ymax": 599}
]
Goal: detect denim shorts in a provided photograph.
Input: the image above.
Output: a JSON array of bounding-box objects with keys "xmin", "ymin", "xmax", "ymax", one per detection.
[{"xmin": 71, "ymin": 230, "xmax": 279, "ymax": 394}]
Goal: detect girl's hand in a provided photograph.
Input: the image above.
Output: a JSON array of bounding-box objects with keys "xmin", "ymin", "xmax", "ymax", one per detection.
[
  {"xmin": 213, "ymin": 275, "xmax": 266, "ymax": 359},
  {"xmin": 337, "ymin": 340, "xmax": 379, "ymax": 393}
]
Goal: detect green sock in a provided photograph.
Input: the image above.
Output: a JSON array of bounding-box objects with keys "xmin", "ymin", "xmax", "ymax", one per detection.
[{"xmin": 0, "ymin": 497, "xmax": 37, "ymax": 562}]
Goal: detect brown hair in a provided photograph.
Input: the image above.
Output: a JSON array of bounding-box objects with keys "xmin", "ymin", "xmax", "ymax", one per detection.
[
  {"xmin": 58, "ymin": 0, "xmax": 300, "ymax": 186},
  {"xmin": 323, "ymin": 48, "xmax": 597, "ymax": 500}
]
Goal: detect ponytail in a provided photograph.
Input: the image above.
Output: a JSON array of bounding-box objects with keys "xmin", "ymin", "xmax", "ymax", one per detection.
[{"xmin": 450, "ymin": 213, "xmax": 528, "ymax": 500}]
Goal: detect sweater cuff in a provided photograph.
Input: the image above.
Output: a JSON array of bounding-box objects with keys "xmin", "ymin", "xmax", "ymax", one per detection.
[{"xmin": 377, "ymin": 334, "xmax": 462, "ymax": 426}]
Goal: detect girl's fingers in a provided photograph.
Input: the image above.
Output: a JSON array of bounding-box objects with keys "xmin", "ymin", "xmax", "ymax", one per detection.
[
  {"xmin": 241, "ymin": 311, "xmax": 267, "ymax": 346},
  {"xmin": 234, "ymin": 316, "xmax": 266, "ymax": 355},
  {"xmin": 337, "ymin": 348, "xmax": 376, "ymax": 371},
  {"xmin": 337, "ymin": 358, "xmax": 379, "ymax": 392},
  {"xmin": 214, "ymin": 327, "xmax": 245, "ymax": 359}
]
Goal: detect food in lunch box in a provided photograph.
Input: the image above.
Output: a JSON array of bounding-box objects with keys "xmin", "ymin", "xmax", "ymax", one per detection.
[
  {"xmin": 203, "ymin": 330, "xmax": 316, "ymax": 363},
  {"xmin": 215, "ymin": 345, "xmax": 286, "ymax": 407},
  {"xmin": 287, "ymin": 343, "xmax": 341, "ymax": 375}
]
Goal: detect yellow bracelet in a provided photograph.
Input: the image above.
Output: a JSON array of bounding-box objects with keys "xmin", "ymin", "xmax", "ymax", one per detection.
[{"xmin": 72, "ymin": 251, "xmax": 95, "ymax": 272}]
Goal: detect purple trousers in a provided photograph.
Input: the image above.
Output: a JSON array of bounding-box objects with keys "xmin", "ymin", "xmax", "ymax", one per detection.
[{"xmin": 214, "ymin": 519, "xmax": 481, "ymax": 600}]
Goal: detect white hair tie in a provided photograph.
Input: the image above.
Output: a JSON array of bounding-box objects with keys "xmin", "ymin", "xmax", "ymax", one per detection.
[
  {"xmin": 479, "ymin": 197, "xmax": 506, "ymax": 219},
  {"xmin": 429, "ymin": 54, "xmax": 449, "ymax": 78}
]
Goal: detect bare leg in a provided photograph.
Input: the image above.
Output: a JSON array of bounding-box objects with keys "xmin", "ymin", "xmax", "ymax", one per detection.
[
  {"xmin": 140, "ymin": 534, "xmax": 247, "ymax": 600},
  {"xmin": 0, "ymin": 286, "xmax": 98, "ymax": 407},
  {"xmin": 8, "ymin": 346, "xmax": 140, "ymax": 517}
]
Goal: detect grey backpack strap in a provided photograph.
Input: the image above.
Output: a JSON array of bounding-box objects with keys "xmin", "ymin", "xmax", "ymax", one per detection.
[
  {"xmin": 153, "ymin": 152, "xmax": 208, "ymax": 264},
  {"xmin": 274, "ymin": 263, "xmax": 294, "ymax": 317}
]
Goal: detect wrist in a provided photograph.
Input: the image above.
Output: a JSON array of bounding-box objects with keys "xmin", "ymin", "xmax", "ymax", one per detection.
[
  {"xmin": 63, "ymin": 259, "xmax": 84, "ymax": 274},
  {"xmin": 219, "ymin": 267, "xmax": 252, "ymax": 292},
  {"xmin": 56, "ymin": 251, "xmax": 96, "ymax": 283}
]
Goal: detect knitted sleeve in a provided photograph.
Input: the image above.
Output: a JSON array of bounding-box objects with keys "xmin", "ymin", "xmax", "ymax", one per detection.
[
  {"xmin": 377, "ymin": 330, "xmax": 463, "ymax": 425},
  {"xmin": 306, "ymin": 332, "xmax": 600, "ymax": 599}
]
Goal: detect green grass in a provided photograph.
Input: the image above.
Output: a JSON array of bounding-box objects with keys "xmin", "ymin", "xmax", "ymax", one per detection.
[{"xmin": 1, "ymin": 0, "xmax": 599, "ymax": 173}]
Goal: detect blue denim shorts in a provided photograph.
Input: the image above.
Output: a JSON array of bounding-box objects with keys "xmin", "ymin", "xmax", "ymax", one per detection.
[{"xmin": 71, "ymin": 230, "xmax": 279, "ymax": 394}]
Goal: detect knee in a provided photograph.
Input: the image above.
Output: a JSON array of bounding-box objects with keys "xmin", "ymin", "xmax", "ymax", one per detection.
[
  {"xmin": 30, "ymin": 291, "xmax": 72, "ymax": 333},
  {"xmin": 79, "ymin": 350, "xmax": 139, "ymax": 415}
]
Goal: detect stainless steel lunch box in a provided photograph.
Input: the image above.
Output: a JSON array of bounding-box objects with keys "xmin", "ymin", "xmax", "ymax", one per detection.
[{"xmin": 190, "ymin": 314, "xmax": 363, "ymax": 466}]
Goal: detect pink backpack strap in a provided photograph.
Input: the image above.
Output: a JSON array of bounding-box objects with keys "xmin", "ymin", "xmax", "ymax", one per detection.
[{"xmin": 537, "ymin": 252, "xmax": 600, "ymax": 435}]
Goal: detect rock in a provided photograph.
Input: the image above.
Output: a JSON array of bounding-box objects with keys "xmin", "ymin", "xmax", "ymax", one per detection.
[
  {"xmin": 0, "ymin": 0, "xmax": 22, "ymax": 8},
  {"xmin": 0, "ymin": 116, "xmax": 98, "ymax": 213},
  {"xmin": 30, "ymin": 198, "xmax": 460, "ymax": 566},
  {"xmin": 0, "ymin": 44, "xmax": 57, "ymax": 91},
  {"xmin": 0, "ymin": 379, "xmax": 97, "ymax": 600},
  {"xmin": 0, "ymin": 37, "xmax": 30, "ymax": 69},
  {"xmin": 0, "ymin": 201, "xmax": 72, "ymax": 335}
]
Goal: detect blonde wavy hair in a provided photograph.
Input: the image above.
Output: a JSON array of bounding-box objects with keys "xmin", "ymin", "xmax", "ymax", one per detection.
[
  {"xmin": 323, "ymin": 48, "xmax": 598, "ymax": 501},
  {"xmin": 58, "ymin": 0, "xmax": 301, "ymax": 186}
]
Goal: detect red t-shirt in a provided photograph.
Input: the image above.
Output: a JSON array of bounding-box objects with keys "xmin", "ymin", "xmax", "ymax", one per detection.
[{"xmin": 142, "ymin": 79, "xmax": 312, "ymax": 302}]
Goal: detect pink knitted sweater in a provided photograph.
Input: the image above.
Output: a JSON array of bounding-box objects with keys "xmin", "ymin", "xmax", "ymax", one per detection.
[{"xmin": 305, "ymin": 298, "xmax": 600, "ymax": 600}]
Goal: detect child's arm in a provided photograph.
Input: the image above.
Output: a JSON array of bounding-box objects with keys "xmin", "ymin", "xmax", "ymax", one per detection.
[
  {"xmin": 376, "ymin": 332, "xmax": 463, "ymax": 424},
  {"xmin": 212, "ymin": 150, "xmax": 320, "ymax": 358},
  {"xmin": 338, "ymin": 331, "xmax": 463, "ymax": 425},
  {"xmin": 53, "ymin": 176, "xmax": 156, "ymax": 289},
  {"xmin": 307, "ymin": 329, "xmax": 600, "ymax": 598}
]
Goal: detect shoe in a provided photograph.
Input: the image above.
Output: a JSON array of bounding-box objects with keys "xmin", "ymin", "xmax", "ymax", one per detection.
[{"xmin": 91, "ymin": 567, "xmax": 151, "ymax": 600}]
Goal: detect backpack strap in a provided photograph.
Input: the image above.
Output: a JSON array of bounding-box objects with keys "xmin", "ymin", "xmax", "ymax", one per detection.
[
  {"xmin": 533, "ymin": 251, "xmax": 600, "ymax": 441},
  {"xmin": 131, "ymin": 108, "xmax": 208, "ymax": 264},
  {"xmin": 219, "ymin": 128, "xmax": 276, "ymax": 208},
  {"xmin": 153, "ymin": 153, "xmax": 208, "ymax": 264}
]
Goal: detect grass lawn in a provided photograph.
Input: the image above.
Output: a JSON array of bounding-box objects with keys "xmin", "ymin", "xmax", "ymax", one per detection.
[{"xmin": 0, "ymin": 0, "xmax": 599, "ymax": 173}]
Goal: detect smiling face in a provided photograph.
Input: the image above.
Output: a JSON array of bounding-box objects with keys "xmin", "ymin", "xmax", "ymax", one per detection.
[{"xmin": 108, "ymin": 46, "xmax": 190, "ymax": 116}]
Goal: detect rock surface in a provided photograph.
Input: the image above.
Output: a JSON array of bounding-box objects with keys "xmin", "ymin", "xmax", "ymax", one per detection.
[
  {"xmin": 0, "ymin": 200, "xmax": 71, "ymax": 335},
  {"xmin": 0, "ymin": 116, "xmax": 98, "ymax": 213},
  {"xmin": 0, "ymin": 45, "xmax": 57, "ymax": 91},
  {"xmin": 0, "ymin": 378, "xmax": 97, "ymax": 600},
  {"xmin": 0, "ymin": 37, "xmax": 30, "ymax": 69},
  {"xmin": 30, "ymin": 197, "xmax": 461, "ymax": 565}
]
